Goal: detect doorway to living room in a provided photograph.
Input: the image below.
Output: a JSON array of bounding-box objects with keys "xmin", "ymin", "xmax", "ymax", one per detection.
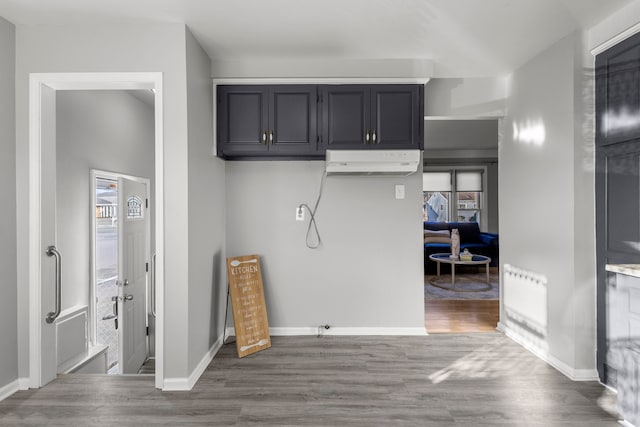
[{"xmin": 422, "ymin": 119, "xmax": 500, "ymax": 333}]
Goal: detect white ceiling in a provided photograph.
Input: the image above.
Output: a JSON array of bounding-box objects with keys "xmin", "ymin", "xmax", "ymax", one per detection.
[{"xmin": 0, "ymin": 0, "xmax": 634, "ymax": 77}]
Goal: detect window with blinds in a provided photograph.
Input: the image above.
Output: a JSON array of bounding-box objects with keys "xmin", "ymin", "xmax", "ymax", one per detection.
[{"xmin": 423, "ymin": 170, "xmax": 484, "ymax": 225}]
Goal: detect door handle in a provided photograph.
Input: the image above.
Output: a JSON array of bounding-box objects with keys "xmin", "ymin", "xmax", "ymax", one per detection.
[
  {"xmin": 365, "ymin": 130, "xmax": 370, "ymax": 144},
  {"xmin": 45, "ymin": 246, "xmax": 62, "ymax": 324},
  {"xmin": 269, "ymin": 130, "xmax": 274, "ymax": 144},
  {"xmin": 110, "ymin": 296, "xmax": 119, "ymax": 329},
  {"xmin": 262, "ymin": 131, "xmax": 267, "ymax": 145},
  {"xmin": 123, "ymin": 294, "xmax": 134, "ymax": 301},
  {"xmin": 372, "ymin": 130, "xmax": 377, "ymax": 144},
  {"xmin": 117, "ymin": 279, "xmax": 129, "ymax": 287},
  {"xmin": 102, "ymin": 314, "xmax": 117, "ymax": 320}
]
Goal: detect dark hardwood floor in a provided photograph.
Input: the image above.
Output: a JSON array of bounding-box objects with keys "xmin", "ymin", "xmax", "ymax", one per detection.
[{"xmin": 0, "ymin": 334, "xmax": 619, "ymax": 426}]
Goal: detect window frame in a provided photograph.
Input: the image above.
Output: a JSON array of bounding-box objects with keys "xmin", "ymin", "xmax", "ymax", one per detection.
[{"xmin": 423, "ymin": 166, "xmax": 488, "ymax": 230}]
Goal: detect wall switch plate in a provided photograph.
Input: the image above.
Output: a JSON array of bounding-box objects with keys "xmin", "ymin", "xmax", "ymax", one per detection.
[
  {"xmin": 296, "ymin": 207, "xmax": 304, "ymax": 221},
  {"xmin": 395, "ymin": 185, "xmax": 405, "ymax": 200}
]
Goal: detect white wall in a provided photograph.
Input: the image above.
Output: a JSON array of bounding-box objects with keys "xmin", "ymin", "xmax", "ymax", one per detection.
[
  {"xmin": 425, "ymin": 77, "xmax": 509, "ymax": 117},
  {"xmin": 56, "ymin": 90, "xmax": 155, "ymax": 311},
  {"xmin": 186, "ymin": 29, "xmax": 226, "ymax": 373},
  {"xmin": 225, "ymin": 161, "xmax": 425, "ymax": 332},
  {"xmin": 212, "ymin": 58, "xmax": 433, "ymax": 80},
  {"xmin": 14, "ymin": 23, "xmax": 205, "ymax": 383},
  {"xmin": 588, "ymin": 0, "xmax": 640, "ymax": 51},
  {"xmin": 500, "ymin": 31, "xmax": 596, "ymax": 376},
  {"xmin": 0, "ymin": 16, "xmax": 18, "ymax": 392}
]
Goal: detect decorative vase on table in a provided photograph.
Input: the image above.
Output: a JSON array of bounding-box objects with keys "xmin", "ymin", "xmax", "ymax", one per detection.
[{"xmin": 451, "ymin": 229, "xmax": 460, "ymax": 258}]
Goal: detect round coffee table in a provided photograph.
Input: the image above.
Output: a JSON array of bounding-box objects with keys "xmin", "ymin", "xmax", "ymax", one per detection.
[{"xmin": 428, "ymin": 253, "xmax": 492, "ymax": 292}]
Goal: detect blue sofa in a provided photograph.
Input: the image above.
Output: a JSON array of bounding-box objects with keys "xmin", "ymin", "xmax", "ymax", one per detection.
[{"xmin": 423, "ymin": 221, "xmax": 499, "ymax": 274}]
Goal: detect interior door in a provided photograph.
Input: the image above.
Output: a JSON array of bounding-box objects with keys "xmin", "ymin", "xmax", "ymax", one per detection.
[{"xmin": 118, "ymin": 177, "xmax": 149, "ymax": 374}]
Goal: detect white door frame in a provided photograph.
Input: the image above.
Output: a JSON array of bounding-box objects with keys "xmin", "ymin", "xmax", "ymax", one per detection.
[{"xmin": 28, "ymin": 72, "xmax": 164, "ymax": 389}]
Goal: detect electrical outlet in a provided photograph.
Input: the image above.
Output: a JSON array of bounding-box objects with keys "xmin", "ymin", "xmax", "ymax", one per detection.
[
  {"xmin": 395, "ymin": 184, "xmax": 405, "ymax": 200},
  {"xmin": 296, "ymin": 207, "xmax": 304, "ymax": 221}
]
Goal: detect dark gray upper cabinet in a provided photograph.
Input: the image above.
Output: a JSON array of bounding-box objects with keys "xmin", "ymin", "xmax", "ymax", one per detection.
[
  {"xmin": 321, "ymin": 84, "xmax": 423, "ymax": 150},
  {"xmin": 217, "ymin": 85, "xmax": 317, "ymax": 158},
  {"xmin": 218, "ymin": 86, "xmax": 269, "ymax": 155},
  {"xmin": 596, "ymin": 31, "xmax": 640, "ymax": 147},
  {"xmin": 321, "ymin": 85, "xmax": 371, "ymax": 149},
  {"xmin": 217, "ymin": 83, "xmax": 423, "ymax": 159}
]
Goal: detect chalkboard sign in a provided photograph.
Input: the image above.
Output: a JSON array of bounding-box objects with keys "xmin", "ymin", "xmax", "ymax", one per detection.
[{"xmin": 226, "ymin": 254, "xmax": 271, "ymax": 358}]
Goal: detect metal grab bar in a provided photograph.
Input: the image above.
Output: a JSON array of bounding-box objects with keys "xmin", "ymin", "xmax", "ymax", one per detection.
[
  {"xmin": 150, "ymin": 252, "xmax": 157, "ymax": 318},
  {"xmin": 45, "ymin": 245, "xmax": 61, "ymax": 324}
]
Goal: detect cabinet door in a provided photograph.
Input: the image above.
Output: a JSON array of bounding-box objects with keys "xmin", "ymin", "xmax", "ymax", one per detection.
[
  {"xmin": 217, "ymin": 86, "xmax": 269, "ymax": 156},
  {"xmin": 321, "ymin": 85, "xmax": 372, "ymax": 149},
  {"xmin": 268, "ymin": 85, "xmax": 318, "ymax": 154},
  {"xmin": 596, "ymin": 141, "xmax": 640, "ymax": 385},
  {"xmin": 371, "ymin": 85, "xmax": 422, "ymax": 148},
  {"xmin": 596, "ymin": 31, "xmax": 640, "ymax": 147}
]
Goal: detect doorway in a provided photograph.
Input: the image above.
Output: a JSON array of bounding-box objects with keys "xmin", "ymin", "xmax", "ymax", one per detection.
[
  {"xmin": 27, "ymin": 73, "xmax": 164, "ymax": 389},
  {"xmin": 92, "ymin": 171, "xmax": 152, "ymax": 375},
  {"xmin": 422, "ymin": 118, "xmax": 500, "ymax": 333}
]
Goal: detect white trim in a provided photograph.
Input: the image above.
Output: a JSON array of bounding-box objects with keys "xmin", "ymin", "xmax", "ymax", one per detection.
[
  {"xmin": 213, "ymin": 77, "xmax": 430, "ymax": 85},
  {"xmin": 424, "ymin": 115, "xmax": 503, "ymax": 121},
  {"xmin": 0, "ymin": 378, "xmax": 28, "ymax": 402},
  {"xmin": 225, "ymin": 326, "xmax": 428, "ymax": 337},
  {"xmin": 27, "ymin": 72, "xmax": 165, "ymax": 391},
  {"xmin": 162, "ymin": 377, "xmax": 190, "ymax": 391},
  {"xmin": 162, "ymin": 335, "xmax": 224, "ymax": 391},
  {"xmin": 591, "ymin": 22, "xmax": 640, "ymax": 56},
  {"xmin": 501, "ymin": 324, "xmax": 599, "ymax": 381},
  {"xmin": 28, "ymin": 75, "xmax": 42, "ymax": 389},
  {"xmin": 618, "ymin": 420, "xmax": 635, "ymax": 427}
]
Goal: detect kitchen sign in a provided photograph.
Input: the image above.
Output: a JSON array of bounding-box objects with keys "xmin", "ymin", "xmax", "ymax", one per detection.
[{"xmin": 226, "ymin": 254, "xmax": 271, "ymax": 358}]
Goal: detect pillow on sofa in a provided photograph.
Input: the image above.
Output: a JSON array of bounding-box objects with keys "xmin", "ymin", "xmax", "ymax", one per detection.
[
  {"xmin": 424, "ymin": 221, "xmax": 449, "ymax": 232},
  {"xmin": 424, "ymin": 229, "xmax": 451, "ymax": 244},
  {"xmin": 450, "ymin": 222, "xmax": 482, "ymax": 244}
]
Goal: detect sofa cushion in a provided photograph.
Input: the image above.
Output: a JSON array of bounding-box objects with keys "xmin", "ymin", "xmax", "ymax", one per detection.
[
  {"xmin": 449, "ymin": 222, "xmax": 482, "ymax": 244},
  {"xmin": 424, "ymin": 221, "xmax": 450, "ymax": 232},
  {"xmin": 424, "ymin": 229, "xmax": 451, "ymax": 244}
]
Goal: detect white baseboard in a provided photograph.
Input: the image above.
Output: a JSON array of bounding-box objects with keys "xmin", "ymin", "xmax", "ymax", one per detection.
[
  {"xmin": 501, "ymin": 323, "xmax": 598, "ymax": 381},
  {"xmin": 225, "ymin": 326, "xmax": 428, "ymax": 337},
  {"xmin": 163, "ymin": 334, "xmax": 224, "ymax": 391},
  {"xmin": 0, "ymin": 377, "xmax": 29, "ymax": 402}
]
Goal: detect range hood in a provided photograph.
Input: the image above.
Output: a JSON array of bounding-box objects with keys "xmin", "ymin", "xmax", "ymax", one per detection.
[{"xmin": 325, "ymin": 149, "xmax": 421, "ymax": 175}]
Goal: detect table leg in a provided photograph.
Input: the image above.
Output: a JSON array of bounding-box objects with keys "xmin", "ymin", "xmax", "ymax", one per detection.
[
  {"xmin": 486, "ymin": 264, "xmax": 490, "ymax": 284},
  {"xmin": 451, "ymin": 264, "xmax": 456, "ymax": 289},
  {"xmin": 437, "ymin": 261, "xmax": 440, "ymax": 277}
]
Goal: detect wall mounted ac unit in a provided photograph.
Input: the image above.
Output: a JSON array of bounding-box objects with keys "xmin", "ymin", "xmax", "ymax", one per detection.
[{"xmin": 325, "ymin": 149, "xmax": 421, "ymax": 175}]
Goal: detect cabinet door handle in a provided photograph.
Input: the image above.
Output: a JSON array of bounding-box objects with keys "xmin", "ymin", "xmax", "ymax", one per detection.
[
  {"xmin": 269, "ymin": 130, "xmax": 274, "ymax": 144},
  {"xmin": 365, "ymin": 131, "xmax": 370, "ymax": 144},
  {"xmin": 372, "ymin": 130, "xmax": 377, "ymax": 144},
  {"xmin": 262, "ymin": 131, "xmax": 267, "ymax": 145}
]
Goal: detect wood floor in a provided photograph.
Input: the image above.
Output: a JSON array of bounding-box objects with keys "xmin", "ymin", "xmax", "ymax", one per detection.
[
  {"xmin": 0, "ymin": 334, "xmax": 619, "ymax": 426},
  {"xmin": 426, "ymin": 300, "xmax": 500, "ymax": 333}
]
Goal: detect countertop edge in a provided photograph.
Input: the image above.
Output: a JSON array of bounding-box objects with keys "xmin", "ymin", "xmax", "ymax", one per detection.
[{"xmin": 605, "ymin": 264, "xmax": 640, "ymax": 278}]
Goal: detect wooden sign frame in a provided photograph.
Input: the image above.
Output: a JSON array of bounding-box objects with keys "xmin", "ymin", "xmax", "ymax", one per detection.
[{"xmin": 226, "ymin": 254, "xmax": 271, "ymax": 358}]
